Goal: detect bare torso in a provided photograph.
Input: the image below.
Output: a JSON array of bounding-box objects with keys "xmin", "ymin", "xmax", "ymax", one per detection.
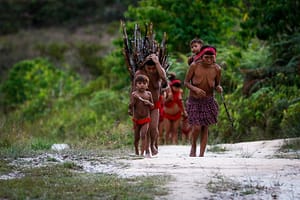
[
  {"xmin": 135, "ymin": 70, "xmax": 161, "ymax": 103},
  {"xmin": 164, "ymin": 88, "xmax": 183, "ymax": 115},
  {"xmin": 186, "ymin": 61, "xmax": 221, "ymax": 98},
  {"xmin": 131, "ymin": 90, "xmax": 152, "ymax": 119}
]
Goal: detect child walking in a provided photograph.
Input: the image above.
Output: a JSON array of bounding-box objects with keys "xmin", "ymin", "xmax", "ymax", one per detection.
[
  {"xmin": 164, "ymin": 72, "xmax": 187, "ymax": 144},
  {"xmin": 184, "ymin": 45, "xmax": 223, "ymax": 157},
  {"xmin": 129, "ymin": 74, "xmax": 154, "ymax": 157}
]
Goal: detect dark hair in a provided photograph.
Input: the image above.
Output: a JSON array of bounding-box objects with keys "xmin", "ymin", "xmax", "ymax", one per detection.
[
  {"xmin": 144, "ymin": 59, "xmax": 155, "ymax": 66},
  {"xmin": 167, "ymin": 72, "xmax": 177, "ymax": 81},
  {"xmin": 190, "ymin": 38, "xmax": 204, "ymax": 47},
  {"xmin": 172, "ymin": 82, "xmax": 181, "ymax": 88},
  {"xmin": 134, "ymin": 74, "xmax": 149, "ymax": 85}
]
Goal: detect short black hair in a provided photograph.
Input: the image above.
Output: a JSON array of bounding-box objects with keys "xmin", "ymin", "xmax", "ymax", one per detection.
[
  {"xmin": 144, "ymin": 59, "xmax": 155, "ymax": 66},
  {"xmin": 190, "ymin": 38, "xmax": 204, "ymax": 46},
  {"xmin": 134, "ymin": 74, "xmax": 149, "ymax": 85}
]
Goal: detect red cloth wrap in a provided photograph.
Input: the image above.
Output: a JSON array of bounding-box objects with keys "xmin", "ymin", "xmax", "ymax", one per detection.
[
  {"xmin": 164, "ymin": 111, "xmax": 182, "ymax": 121},
  {"xmin": 151, "ymin": 100, "xmax": 160, "ymax": 110},
  {"xmin": 164, "ymin": 91, "xmax": 183, "ymax": 110},
  {"xmin": 132, "ymin": 117, "xmax": 151, "ymax": 125},
  {"xmin": 132, "ymin": 117, "xmax": 151, "ymax": 129}
]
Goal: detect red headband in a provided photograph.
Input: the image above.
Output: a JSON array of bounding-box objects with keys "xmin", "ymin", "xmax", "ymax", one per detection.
[
  {"xmin": 201, "ymin": 47, "xmax": 216, "ymax": 55},
  {"xmin": 170, "ymin": 79, "xmax": 181, "ymax": 86},
  {"xmin": 193, "ymin": 46, "xmax": 216, "ymax": 62}
]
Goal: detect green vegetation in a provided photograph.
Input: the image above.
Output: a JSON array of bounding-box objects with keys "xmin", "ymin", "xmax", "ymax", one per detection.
[
  {"xmin": 0, "ymin": 162, "xmax": 169, "ymax": 200},
  {"xmin": 0, "ymin": 0, "xmax": 299, "ymax": 154},
  {"xmin": 6, "ymin": 1, "xmax": 300, "ymax": 198}
]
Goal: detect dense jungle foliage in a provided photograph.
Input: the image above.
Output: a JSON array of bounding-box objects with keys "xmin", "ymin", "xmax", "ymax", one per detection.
[{"xmin": 0, "ymin": 0, "xmax": 299, "ymax": 152}]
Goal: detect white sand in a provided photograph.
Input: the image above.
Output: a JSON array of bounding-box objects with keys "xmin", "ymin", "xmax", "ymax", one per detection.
[
  {"xmin": 3, "ymin": 138, "xmax": 299, "ymax": 199},
  {"xmin": 121, "ymin": 138, "xmax": 300, "ymax": 200}
]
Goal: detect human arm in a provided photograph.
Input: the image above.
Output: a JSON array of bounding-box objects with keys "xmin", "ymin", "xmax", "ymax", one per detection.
[
  {"xmin": 184, "ymin": 63, "xmax": 206, "ymax": 97},
  {"xmin": 179, "ymin": 89, "xmax": 188, "ymax": 118},
  {"xmin": 148, "ymin": 54, "xmax": 168, "ymax": 83},
  {"xmin": 164, "ymin": 86, "xmax": 174, "ymax": 102},
  {"xmin": 128, "ymin": 93, "xmax": 136, "ymax": 116},
  {"xmin": 133, "ymin": 92, "xmax": 154, "ymax": 108},
  {"xmin": 187, "ymin": 56, "xmax": 194, "ymax": 65},
  {"xmin": 214, "ymin": 64, "xmax": 223, "ymax": 93}
]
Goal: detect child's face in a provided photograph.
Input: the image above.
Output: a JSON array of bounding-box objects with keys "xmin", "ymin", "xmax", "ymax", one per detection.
[
  {"xmin": 191, "ymin": 42, "xmax": 202, "ymax": 54},
  {"xmin": 136, "ymin": 81, "xmax": 148, "ymax": 91}
]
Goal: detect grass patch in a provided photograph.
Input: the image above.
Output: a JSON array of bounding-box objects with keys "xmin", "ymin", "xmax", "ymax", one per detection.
[
  {"xmin": 0, "ymin": 160, "xmax": 13, "ymax": 175},
  {"xmin": 207, "ymin": 145, "xmax": 227, "ymax": 153},
  {"xmin": 0, "ymin": 164, "xmax": 170, "ymax": 200},
  {"xmin": 280, "ymin": 138, "xmax": 300, "ymax": 152},
  {"xmin": 207, "ymin": 173, "xmax": 268, "ymax": 198},
  {"xmin": 276, "ymin": 138, "xmax": 300, "ymax": 159}
]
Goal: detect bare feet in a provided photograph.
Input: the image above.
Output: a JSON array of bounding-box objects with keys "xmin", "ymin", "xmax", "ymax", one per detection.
[
  {"xmin": 190, "ymin": 147, "xmax": 196, "ymax": 157},
  {"xmin": 189, "ymin": 152, "xmax": 196, "ymax": 157},
  {"xmin": 151, "ymin": 146, "xmax": 158, "ymax": 156},
  {"xmin": 144, "ymin": 153, "xmax": 151, "ymax": 158}
]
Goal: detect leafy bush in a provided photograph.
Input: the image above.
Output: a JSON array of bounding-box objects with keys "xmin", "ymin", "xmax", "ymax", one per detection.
[
  {"xmin": 280, "ymin": 102, "xmax": 300, "ymax": 137},
  {"xmin": 0, "ymin": 58, "xmax": 81, "ymax": 120},
  {"xmin": 212, "ymin": 84, "xmax": 300, "ymax": 143}
]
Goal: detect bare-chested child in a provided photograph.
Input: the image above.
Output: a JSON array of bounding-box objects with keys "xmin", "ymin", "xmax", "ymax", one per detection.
[
  {"xmin": 184, "ymin": 45, "xmax": 223, "ymax": 157},
  {"xmin": 135, "ymin": 53, "xmax": 168, "ymax": 155},
  {"xmin": 129, "ymin": 74, "xmax": 154, "ymax": 157},
  {"xmin": 188, "ymin": 38, "xmax": 204, "ymax": 65}
]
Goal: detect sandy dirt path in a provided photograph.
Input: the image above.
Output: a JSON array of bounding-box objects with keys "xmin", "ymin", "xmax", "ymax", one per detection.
[
  {"xmin": 2, "ymin": 139, "xmax": 299, "ymax": 199},
  {"xmin": 121, "ymin": 139, "xmax": 300, "ymax": 200}
]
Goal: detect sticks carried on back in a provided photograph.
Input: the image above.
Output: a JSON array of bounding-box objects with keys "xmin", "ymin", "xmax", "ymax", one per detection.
[{"xmin": 121, "ymin": 21, "xmax": 170, "ymax": 81}]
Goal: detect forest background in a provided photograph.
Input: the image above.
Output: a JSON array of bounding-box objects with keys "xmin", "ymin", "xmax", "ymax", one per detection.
[{"xmin": 0, "ymin": 0, "xmax": 299, "ymax": 154}]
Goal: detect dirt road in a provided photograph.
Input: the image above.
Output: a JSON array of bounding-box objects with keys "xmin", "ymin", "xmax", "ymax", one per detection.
[
  {"xmin": 121, "ymin": 139, "xmax": 300, "ymax": 200},
  {"xmin": 2, "ymin": 139, "xmax": 299, "ymax": 199}
]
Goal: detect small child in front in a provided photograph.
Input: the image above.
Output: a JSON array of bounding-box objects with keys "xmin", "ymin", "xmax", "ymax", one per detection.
[{"xmin": 129, "ymin": 74, "xmax": 154, "ymax": 157}]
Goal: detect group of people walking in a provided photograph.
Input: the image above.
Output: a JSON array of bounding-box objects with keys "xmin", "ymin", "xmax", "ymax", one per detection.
[{"xmin": 128, "ymin": 38, "xmax": 223, "ymax": 158}]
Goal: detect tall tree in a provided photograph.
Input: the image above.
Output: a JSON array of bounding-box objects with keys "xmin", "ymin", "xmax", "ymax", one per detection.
[
  {"xmin": 125, "ymin": 0, "xmax": 244, "ymax": 52},
  {"xmin": 240, "ymin": 0, "xmax": 300, "ymax": 95}
]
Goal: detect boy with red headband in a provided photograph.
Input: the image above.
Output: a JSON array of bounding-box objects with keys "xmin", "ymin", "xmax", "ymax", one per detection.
[
  {"xmin": 129, "ymin": 74, "xmax": 154, "ymax": 157},
  {"xmin": 184, "ymin": 45, "xmax": 223, "ymax": 157}
]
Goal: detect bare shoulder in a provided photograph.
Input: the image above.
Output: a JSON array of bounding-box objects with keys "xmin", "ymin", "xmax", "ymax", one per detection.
[
  {"xmin": 214, "ymin": 63, "xmax": 222, "ymax": 71},
  {"xmin": 189, "ymin": 62, "xmax": 197, "ymax": 71}
]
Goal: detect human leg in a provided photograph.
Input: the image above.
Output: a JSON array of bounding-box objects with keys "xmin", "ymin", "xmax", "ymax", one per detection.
[
  {"xmin": 134, "ymin": 126, "xmax": 141, "ymax": 155},
  {"xmin": 171, "ymin": 118, "xmax": 181, "ymax": 144},
  {"xmin": 140, "ymin": 123, "xmax": 150, "ymax": 157},
  {"xmin": 199, "ymin": 126, "xmax": 208, "ymax": 157},
  {"xmin": 150, "ymin": 109, "xmax": 159, "ymax": 155},
  {"xmin": 190, "ymin": 125, "xmax": 200, "ymax": 157},
  {"xmin": 164, "ymin": 119, "xmax": 171, "ymax": 144},
  {"xmin": 158, "ymin": 119, "xmax": 165, "ymax": 145}
]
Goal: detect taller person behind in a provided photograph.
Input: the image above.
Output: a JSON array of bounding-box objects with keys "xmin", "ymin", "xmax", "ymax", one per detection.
[
  {"xmin": 184, "ymin": 45, "xmax": 223, "ymax": 157},
  {"xmin": 135, "ymin": 53, "xmax": 168, "ymax": 156}
]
